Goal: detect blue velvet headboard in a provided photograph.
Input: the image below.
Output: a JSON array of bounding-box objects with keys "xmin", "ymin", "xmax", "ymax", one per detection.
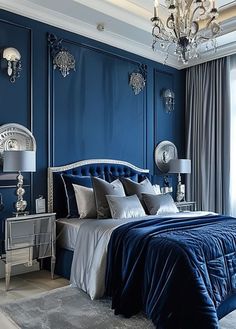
[{"xmin": 48, "ymin": 159, "xmax": 149, "ymax": 218}]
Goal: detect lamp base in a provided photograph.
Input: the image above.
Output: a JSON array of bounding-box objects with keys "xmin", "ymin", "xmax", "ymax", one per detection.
[{"xmin": 13, "ymin": 211, "xmax": 29, "ymax": 217}]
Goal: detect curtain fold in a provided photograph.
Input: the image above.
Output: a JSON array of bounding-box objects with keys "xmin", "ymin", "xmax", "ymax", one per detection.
[
  {"xmin": 229, "ymin": 55, "xmax": 236, "ymax": 216},
  {"xmin": 185, "ymin": 58, "xmax": 231, "ymax": 214}
]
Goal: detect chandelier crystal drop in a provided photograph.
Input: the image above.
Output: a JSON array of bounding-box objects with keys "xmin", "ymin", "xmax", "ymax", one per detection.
[{"xmin": 151, "ymin": 0, "xmax": 221, "ymax": 64}]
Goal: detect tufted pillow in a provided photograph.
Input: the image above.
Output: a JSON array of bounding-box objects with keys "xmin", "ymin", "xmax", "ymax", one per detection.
[
  {"xmin": 73, "ymin": 184, "xmax": 97, "ymax": 219},
  {"xmin": 61, "ymin": 174, "xmax": 92, "ymax": 218},
  {"xmin": 106, "ymin": 194, "xmax": 146, "ymax": 219},
  {"xmin": 92, "ymin": 177, "xmax": 125, "ymax": 219},
  {"xmin": 142, "ymin": 193, "xmax": 179, "ymax": 215}
]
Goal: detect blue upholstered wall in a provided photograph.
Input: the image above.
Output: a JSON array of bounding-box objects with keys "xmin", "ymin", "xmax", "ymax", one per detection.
[{"xmin": 0, "ymin": 9, "xmax": 185, "ymax": 226}]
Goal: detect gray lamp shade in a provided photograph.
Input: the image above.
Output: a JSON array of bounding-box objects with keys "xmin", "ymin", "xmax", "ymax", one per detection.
[
  {"xmin": 168, "ymin": 159, "xmax": 191, "ymax": 174},
  {"xmin": 3, "ymin": 150, "xmax": 36, "ymax": 172}
]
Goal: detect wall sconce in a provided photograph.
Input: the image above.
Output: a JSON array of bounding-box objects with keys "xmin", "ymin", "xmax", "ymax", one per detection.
[
  {"xmin": 48, "ymin": 33, "xmax": 76, "ymax": 78},
  {"xmin": 2, "ymin": 47, "xmax": 22, "ymax": 83},
  {"xmin": 162, "ymin": 89, "xmax": 175, "ymax": 113}
]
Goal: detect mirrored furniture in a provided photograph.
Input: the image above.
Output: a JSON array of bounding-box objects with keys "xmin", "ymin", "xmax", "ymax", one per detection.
[
  {"xmin": 175, "ymin": 201, "xmax": 196, "ymax": 212},
  {"xmin": 0, "ymin": 212, "xmax": 56, "ymax": 291}
]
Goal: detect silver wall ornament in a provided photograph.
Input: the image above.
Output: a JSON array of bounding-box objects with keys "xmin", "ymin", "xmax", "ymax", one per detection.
[
  {"xmin": 162, "ymin": 89, "xmax": 175, "ymax": 113},
  {"xmin": 129, "ymin": 64, "xmax": 146, "ymax": 95},
  {"xmin": 48, "ymin": 33, "xmax": 76, "ymax": 78}
]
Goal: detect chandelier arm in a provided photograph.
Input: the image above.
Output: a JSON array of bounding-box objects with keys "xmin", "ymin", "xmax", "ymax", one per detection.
[
  {"xmin": 189, "ymin": 6, "xmax": 206, "ymax": 26},
  {"xmin": 206, "ymin": 17, "xmax": 216, "ymax": 29}
]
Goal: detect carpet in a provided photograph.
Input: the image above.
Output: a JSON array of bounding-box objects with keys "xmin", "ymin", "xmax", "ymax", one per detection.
[{"xmin": 0, "ymin": 286, "xmax": 235, "ymax": 329}]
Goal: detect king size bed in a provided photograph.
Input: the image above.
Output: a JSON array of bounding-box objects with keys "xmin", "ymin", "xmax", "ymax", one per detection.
[{"xmin": 48, "ymin": 159, "xmax": 236, "ymax": 329}]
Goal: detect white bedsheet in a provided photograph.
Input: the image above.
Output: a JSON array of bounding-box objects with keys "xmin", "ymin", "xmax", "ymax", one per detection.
[
  {"xmin": 70, "ymin": 211, "xmax": 214, "ymax": 300},
  {"xmin": 57, "ymin": 218, "xmax": 87, "ymax": 250}
]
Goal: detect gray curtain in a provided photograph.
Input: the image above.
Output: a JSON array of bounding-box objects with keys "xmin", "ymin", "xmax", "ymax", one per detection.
[{"xmin": 185, "ymin": 57, "xmax": 231, "ymax": 214}]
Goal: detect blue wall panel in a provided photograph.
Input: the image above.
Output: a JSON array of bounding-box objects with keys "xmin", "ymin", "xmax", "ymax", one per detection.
[{"xmin": 0, "ymin": 9, "xmax": 185, "ymax": 224}]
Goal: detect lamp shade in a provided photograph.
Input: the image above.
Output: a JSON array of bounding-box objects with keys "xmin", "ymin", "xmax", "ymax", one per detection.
[
  {"xmin": 3, "ymin": 150, "xmax": 36, "ymax": 172},
  {"xmin": 168, "ymin": 159, "xmax": 191, "ymax": 174}
]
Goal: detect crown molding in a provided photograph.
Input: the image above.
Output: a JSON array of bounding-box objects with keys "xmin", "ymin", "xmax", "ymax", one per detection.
[
  {"xmin": 0, "ymin": 0, "xmax": 180, "ymax": 69},
  {"xmin": 0, "ymin": 0, "xmax": 235, "ymax": 70}
]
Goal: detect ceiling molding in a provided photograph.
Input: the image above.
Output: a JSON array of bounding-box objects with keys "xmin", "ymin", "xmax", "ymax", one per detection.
[{"xmin": 0, "ymin": 0, "xmax": 235, "ymax": 70}]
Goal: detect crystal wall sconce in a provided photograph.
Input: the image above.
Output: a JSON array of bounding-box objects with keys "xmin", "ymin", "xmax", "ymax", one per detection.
[
  {"xmin": 162, "ymin": 89, "xmax": 175, "ymax": 113},
  {"xmin": 129, "ymin": 64, "xmax": 147, "ymax": 95},
  {"xmin": 48, "ymin": 33, "xmax": 76, "ymax": 78},
  {"xmin": 2, "ymin": 47, "xmax": 22, "ymax": 83}
]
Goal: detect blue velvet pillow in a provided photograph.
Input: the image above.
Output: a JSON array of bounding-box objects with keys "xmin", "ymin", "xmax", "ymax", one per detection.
[{"xmin": 61, "ymin": 174, "xmax": 92, "ymax": 218}]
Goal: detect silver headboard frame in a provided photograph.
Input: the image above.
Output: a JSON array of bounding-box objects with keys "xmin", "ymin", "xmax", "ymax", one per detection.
[{"xmin": 47, "ymin": 158, "xmax": 149, "ymax": 213}]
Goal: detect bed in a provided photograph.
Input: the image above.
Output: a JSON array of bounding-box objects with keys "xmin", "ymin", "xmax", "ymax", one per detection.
[{"xmin": 48, "ymin": 158, "xmax": 236, "ymax": 329}]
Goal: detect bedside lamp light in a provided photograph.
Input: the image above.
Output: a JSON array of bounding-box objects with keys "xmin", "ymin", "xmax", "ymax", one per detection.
[
  {"xmin": 169, "ymin": 159, "xmax": 191, "ymax": 202},
  {"xmin": 3, "ymin": 150, "xmax": 36, "ymax": 215}
]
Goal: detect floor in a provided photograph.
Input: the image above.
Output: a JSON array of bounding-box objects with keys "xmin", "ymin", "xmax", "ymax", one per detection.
[{"xmin": 0, "ymin": 270, "xmax": 69, "ymax": 305}]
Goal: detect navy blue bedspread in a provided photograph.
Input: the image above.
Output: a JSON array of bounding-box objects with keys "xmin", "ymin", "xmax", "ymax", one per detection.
[{"xmin": 105, "ymin": 214, "xmax": 236, "ymax": 329}]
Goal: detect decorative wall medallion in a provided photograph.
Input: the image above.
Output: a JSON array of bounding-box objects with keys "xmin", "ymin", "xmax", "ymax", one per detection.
[
  {"xmin": 129, "ymin": 64, "xmax": 146, "ymax": 95},
  {"xmin": 48, "ymin": 33, "xmax": 76, "ymax": 78},
  {"xmin": 0, "ymin": 123, "xmax": 36, "ymax": 165},
  {"xmin": 154, "ymin": 141, "xmax": 178, "ymax": 173}
]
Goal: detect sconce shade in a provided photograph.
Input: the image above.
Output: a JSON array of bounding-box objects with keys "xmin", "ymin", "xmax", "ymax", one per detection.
[
  {"xmin": 168, "ymin": 159, "xmax": 191, "ymax": 174},
  {"xmin": 3, "ymin": 47, "xmax": 21, "ymax": 61},
  {"xmin": 3, "ymin": 150, "xmax": 36, "ymax": 172}
]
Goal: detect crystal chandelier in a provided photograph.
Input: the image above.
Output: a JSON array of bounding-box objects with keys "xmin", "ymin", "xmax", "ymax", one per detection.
[{"xmin": 151, "ymin": 0, "xmax": 221, "ymax": 64}]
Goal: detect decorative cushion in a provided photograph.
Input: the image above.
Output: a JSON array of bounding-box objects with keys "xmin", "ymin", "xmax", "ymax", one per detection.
[
  {"xmin": 106, "ymin": 194, "xmax": 146, "ymax": 219},
  {"xmin": 61, "ymin": 174, "xmax": 92, "ymax": 218},
  {"xmin": 120, "ymin": 177, "xmax": 156, "ymax": 209},
  {"xmin": 72, "ymin": 184, "xmax": 97, "ymax": 219},
  {"xmin": 142, "ymin": 193, "xmax": 179, "ymax": 215},
  {"xmin": 92, "ymin": 177, "xmax": 125, "ymax": 219}
]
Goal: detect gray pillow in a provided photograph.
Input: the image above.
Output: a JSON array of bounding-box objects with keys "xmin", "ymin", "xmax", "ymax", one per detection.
[
  {"xmin": 142, "ymin": 193, "xmax": 179, "ymax": 215},
  {"xmin": 106, "ymin": 195, "xmax": 146, "ymax": 219},
  {"xmin": 120, "ymin": 177, "xmax": 155, "ymax": 198},
  {"xmin": 92, "ymin": 177, "xmax": 125, "ymax": 219},
  {"xmin": 72, "ymin": 184, "xmax": 97, "ymax": 219}
]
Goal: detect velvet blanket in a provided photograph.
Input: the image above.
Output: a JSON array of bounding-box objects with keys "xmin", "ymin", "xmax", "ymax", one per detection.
[{"xmin": 105, "ymin": 214, "xmax": 236, "ymax": 329}]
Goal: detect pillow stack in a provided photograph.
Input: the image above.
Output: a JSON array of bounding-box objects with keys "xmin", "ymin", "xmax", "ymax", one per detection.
[{"xmin": 62, "ymin": 174, "xmax": 178, "ymax": 220}]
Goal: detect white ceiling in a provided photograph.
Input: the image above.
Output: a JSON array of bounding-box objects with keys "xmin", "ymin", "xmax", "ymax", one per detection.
[{"xmin": 0, "ymin": 0, "xmax": 235, "ymax": 69}]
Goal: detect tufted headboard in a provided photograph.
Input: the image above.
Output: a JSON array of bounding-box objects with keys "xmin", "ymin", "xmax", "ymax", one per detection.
[{"xmin": 48, "ymin": 159, "xmax": 149, "ymax": 218}]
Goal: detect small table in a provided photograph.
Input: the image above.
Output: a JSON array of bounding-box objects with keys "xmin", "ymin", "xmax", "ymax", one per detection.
[
  {"xmin": 0, "ymin": 212, "xmax": 56, "ymax": 291},
  {"xmin": 175, "ymin": 201, "xmax": 196, "ymax": 212}
]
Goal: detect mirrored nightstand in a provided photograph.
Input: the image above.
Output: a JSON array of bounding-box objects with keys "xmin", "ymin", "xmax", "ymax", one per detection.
[
  {"xmin": 0, "ymin": 212, "xmax": 56, "ymax": 291},
  {"xmin": 175, "ymin": 201, "xmax": 196, "ymax": 212}
]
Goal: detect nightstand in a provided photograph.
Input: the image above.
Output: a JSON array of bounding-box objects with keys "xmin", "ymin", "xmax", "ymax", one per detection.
[
  {"xmin": 175, "ymin": 201, "xmax": 196, "ymax": 212},
  {"xmin": 1, "ymin": 212, "xmax": 56, "ymax": 291}
]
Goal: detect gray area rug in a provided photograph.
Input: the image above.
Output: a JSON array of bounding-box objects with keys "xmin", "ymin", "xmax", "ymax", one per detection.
[{"xmin": 0, "ymin": 285, "xmax": 235, "ymax": 329}]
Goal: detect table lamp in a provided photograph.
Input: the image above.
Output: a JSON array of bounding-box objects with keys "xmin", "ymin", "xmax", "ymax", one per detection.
[
  {"xmin": 3, "ymin": 150, "xmax": 36, "ymax": 215},
  {"xmin": 168, "ymin": 159, "xmax": 191, "ymax": 202}
]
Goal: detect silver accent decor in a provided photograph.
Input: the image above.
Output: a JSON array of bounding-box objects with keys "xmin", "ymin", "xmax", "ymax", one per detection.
[
  {"xmin": 151, "ymin": 0, "xmax": 221, "ymax": 64},
  {"xmin": 154, "ymin": 141, "xmax": 178, "ymax": 173},
  {"xmin": 0, "ymin": 123, "xmax": 36, "ymax": 165},
  {"xmin": 163, "ymin": 89, "xmax": 175, "ymax": 113},
  {"xmin": 3, "ymin": 150, "xmax": 36, "ymax": 215},
  {"xmin": 48, "ymin": 159, "xmax": 149, "ymax": 212},
  {"xmin": 129, "ymin": 64, "xmax": 146, "ymax": 95},
  {"xmin": 2, "ymin": 47, "xmax": 22, "ymax": 83},
  {"xmin": 48, "ymin": 33, "xmax": 76, "ymax": 78},
  {"xmin": 53, "ymin": 50, "xmax": 75, "ymax": 78}
]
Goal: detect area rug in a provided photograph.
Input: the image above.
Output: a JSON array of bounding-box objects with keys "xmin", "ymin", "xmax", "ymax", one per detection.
[{"xmin": 0, "ymin": 285, "xmax": 235, "ymax": 329}]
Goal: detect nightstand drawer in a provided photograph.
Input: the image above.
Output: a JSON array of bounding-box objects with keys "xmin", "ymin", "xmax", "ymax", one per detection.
[{"xmin": 6, "ymin": 247, "xmax": 33, "ymax": 265}]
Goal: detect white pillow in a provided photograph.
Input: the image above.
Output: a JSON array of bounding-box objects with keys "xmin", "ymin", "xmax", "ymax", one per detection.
[
  {"xmin": 106, "ymin": 194, "xmax": 146, "ymax": 219},
  {"xmin": 72, "ymin": 184, "xmax": 97, "ymax": 219}
]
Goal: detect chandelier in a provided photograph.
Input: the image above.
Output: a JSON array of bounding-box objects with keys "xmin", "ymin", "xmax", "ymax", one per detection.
[{"xmin": 151, "ymin": 0, "xmax": 221, "ymax": 64}]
